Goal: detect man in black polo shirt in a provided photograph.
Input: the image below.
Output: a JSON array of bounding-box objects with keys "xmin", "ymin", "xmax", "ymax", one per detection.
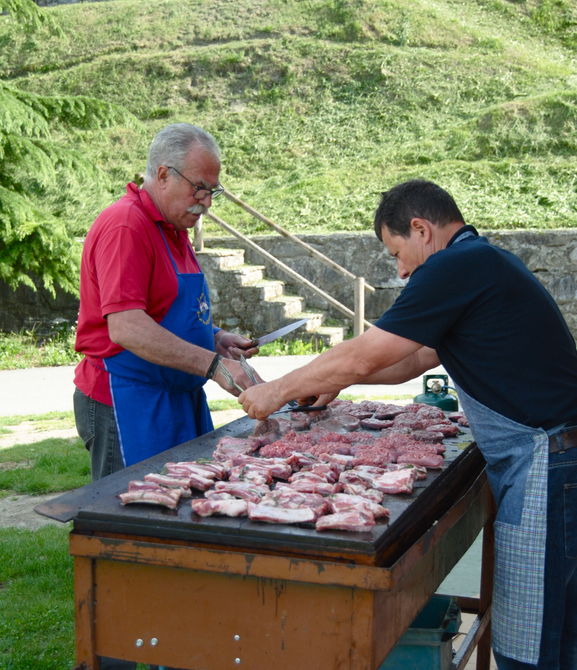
[{"xmin": 239, "ymin": 179, "xmax": 577, "ymax": 670}]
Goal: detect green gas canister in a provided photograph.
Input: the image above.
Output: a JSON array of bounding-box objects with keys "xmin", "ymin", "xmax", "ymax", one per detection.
[{"xmin": 413, "ymin": 374, "xmax": 458, "ymax": 411}]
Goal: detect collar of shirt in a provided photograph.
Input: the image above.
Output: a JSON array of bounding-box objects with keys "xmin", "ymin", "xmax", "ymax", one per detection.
[
  {"xmin": 126, "ymin": 182, "xmax": 200, "ymax": 270},
  {"xmin": 127, "ymin": 182, "xmax": 170, "ymax": 227},
  {"xmin": 446, "ymin": 224, "xmax": 479, "ymax": 248}
]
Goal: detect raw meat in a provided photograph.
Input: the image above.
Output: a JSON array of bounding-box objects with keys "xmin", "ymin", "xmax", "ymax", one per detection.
[
  {"xmin": 329, "ymin": 493, "xmax": 389, "ymax": 520},
  {"xmin": 144, "ymin": 473, "xmax": 192, "ymax": 490},
  {"xmin": 205, "ymin": 490, "xmax": 236, "ymax": 500},
  {"xmin": 425, "ymin": 423, "xmax": 461, "ymax": 437},
  {"xmin": 410, "ymin": 430, "xmax": 445, "ymax": 443},
  {"xmin": 228, "ymin": 465, "xmax": 272, "ymax": 486},
  {"xmin": 260, "ymin": 489, "xmax": 330, "ymax": 516},
  {"xmin": 213, "ymin": 436, "xmax": 259, "ymax": 461},
  {"xmin": 118, "ymin": 489, "xmax": 180, "ymax": 509},
  {"xmin": 213, "ymin": 481, "xmax": 270, "ymax": 502},
  {"xmin": 373, "ymin": 404, "xmax": 407, "ymax": 420},
  {"xmin": 276, "ymin": 480, "xmax": 341, "ymax": 496},
  {"xmin": 396, "ymin": 452, "xmax": 444, "ymax": 469},
  {"xmin": 315, "ymin": 510, "xmax": 375, "ymax": 532},
  {"xmin": 371, "ymin": 469, "xmax": 417, "ymax": 495},
  {"xmin": 165, "ymin": 461, "xmax": 227, "ymax": 479},
  {"xmin": 248, "ymin": 502, "xmax": 317, "ymax": 525},
  {"xmin": 415, "ymin": 406, "xmax": 446, "ymax": 421},
  {"xmin": 230, "ymin": 454, "xmax": 293, "ymax": 480},
  {"xmin": 392, "ymin": 414, "xmax": 426, "ymax": 430},
  {"xmin": 191, "ymin": 498, "xmax": 248, "ymax": 517},
  {"xmin": 359, "ymin": 417, "xmax": 395, "ymax": 431}
]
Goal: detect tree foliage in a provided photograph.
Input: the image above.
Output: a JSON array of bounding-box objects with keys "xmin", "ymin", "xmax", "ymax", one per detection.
[{"xmin": 0, "ymin": 0, "xmax": 137, "ymax": 295}]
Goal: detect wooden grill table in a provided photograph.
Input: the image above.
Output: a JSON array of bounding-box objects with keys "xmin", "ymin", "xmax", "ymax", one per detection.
[{"xmin": 36, "ymin": 416, "xmax": 494, "ymax": 670}]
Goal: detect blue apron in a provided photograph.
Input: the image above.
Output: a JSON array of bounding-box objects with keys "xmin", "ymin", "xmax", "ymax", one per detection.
[
  {"xmin": 104, "ymin": 227, "xmax": 214, "ymax": 467},
  {"xmin": 456, "ymin": 385, "xmax": 549, "ymax": 664}
]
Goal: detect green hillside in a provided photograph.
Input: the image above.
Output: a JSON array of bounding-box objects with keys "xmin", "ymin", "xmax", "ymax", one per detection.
[{"xmin": 2, "ymin": 0, "xmax": 577, "ymax": 237}]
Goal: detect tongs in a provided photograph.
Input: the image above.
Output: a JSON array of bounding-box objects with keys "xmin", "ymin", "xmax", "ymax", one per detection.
[
  {"xmin": 215, "ymin": 358, "xmax": 244, "ymax": 394},
  {"xmin": 239, "ymin": 354, "xmax": 260, "ymax": 385},
  {"xmin": 272, "ymin": 404, "xmax": 328, "ymax": 414},
  {"xmin": 215, "ymin": 354, "xmax": 260, "ymax": 394}
]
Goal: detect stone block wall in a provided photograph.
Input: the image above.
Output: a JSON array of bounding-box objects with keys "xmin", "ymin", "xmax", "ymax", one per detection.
[{"xmin": 203, "ymin": 229, "xmax": 577, "ymax": 334}]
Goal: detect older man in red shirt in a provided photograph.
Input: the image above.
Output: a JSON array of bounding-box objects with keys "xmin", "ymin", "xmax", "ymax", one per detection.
[{"xmin": 74, "ymin": 123, "xmax": 259, "ymax": 487}]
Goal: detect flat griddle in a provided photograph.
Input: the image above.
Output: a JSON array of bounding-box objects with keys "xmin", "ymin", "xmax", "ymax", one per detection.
[{"xmin": 36, "ymin": 415, "xmax": 481, "ymax": 566}]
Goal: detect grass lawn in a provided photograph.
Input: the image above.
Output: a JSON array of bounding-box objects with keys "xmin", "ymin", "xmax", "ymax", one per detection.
[{"xmin": 0, "ymin": 525, "xmax": 75, "ymax": 670}]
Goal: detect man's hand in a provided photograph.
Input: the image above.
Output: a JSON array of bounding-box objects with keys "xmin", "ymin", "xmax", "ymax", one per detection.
[
  {"xmin": 296, "ymin": 392, "xmax": 339, "ymax": 408},
  {"xmin": 213, "ymin": 358, "xmax": 264, "ymax": 397},
  {"xmin": 239, "ymin": 380, "xmax": 286, "ymax": 420},
  {"xmin": 214, "ymin": 330, "xmax": 259, "ymax": 360}
]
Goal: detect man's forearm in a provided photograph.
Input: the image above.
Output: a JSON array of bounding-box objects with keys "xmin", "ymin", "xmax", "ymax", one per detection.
[
  {"xmin": 107, "ymin": 309, "xmax": 214, "ymax": 376},
  {"xmin": 273, "ymin": 328, "xmax": 430, "ymax": 404},
  {"xmin": 361, "ymin": 346, "xmax": 439, "ymax": 385}
]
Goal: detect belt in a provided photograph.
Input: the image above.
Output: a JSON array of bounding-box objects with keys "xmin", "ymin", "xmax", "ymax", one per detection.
[{"xmin": 549, "ymin": 427, "xmax": 577, "ymax": 453}]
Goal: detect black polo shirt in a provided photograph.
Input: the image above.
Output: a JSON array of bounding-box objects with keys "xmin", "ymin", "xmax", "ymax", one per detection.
[{"xmin": 375, "ymin": 226, "xmax": 577, "ymax": 428}]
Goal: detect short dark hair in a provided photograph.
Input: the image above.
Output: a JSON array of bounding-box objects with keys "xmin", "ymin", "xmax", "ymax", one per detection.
[{"xmin": 373, "ymin": 179, "xmax": 465, "ymax": 240}]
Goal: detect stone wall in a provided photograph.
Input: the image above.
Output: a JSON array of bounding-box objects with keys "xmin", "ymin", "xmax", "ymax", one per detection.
[
  {"xmin": 1, "ymin": 229, "xmax": 576, "ymax": 337},
  {"xmin": 0, "ymin": 281, "xmax": 79, "ymax": 334},
  {"xmin": 203, "ymin": 229, "xmax": 577, "ymax": 336}
]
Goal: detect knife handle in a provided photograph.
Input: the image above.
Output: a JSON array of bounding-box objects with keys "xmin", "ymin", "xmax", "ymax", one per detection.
[{"xmin": 238, "ymin": 340, "xmax": 258, "ymax": 350}]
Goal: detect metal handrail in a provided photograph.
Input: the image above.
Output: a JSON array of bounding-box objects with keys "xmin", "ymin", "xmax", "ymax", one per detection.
[
  {"xmin": 223, "ymin": 190, "xmax": 376, "ymax": 294},
  {"xmin": 200, "ymin": 190, "xmax": 375, "ymax": 334}
]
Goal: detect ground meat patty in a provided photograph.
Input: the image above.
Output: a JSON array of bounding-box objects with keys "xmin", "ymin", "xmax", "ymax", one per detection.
[{"xmin": 360, "ymin": 417, "xmax": 395, "ymax": 431}]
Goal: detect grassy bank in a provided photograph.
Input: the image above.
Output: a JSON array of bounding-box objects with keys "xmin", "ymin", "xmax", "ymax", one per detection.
[{"xmin": 2, "ymin": 0, "xmax": 577, "ymax": 239}]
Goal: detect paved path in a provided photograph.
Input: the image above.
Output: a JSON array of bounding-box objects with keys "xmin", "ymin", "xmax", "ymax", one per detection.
[{"xmin": 0, "ymin": 357, "xmax": 447, "ymax": 417}]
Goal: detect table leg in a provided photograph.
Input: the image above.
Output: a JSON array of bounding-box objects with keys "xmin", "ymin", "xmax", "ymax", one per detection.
[
  {"xmin": 476, "ymin": 507, "xmax": 495, "ymax": 670},
  {"xmin": 74, "ymin": 556, "xmax": 99, "ymax": 670}
]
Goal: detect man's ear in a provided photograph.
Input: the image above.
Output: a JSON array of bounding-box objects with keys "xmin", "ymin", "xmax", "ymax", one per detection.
[
  {"xmin": 410, "ymin": 217, "xmax": 431, "ymax": 239},
  {"xmin": 157, "ymin": 165, "xmax": 170, "ymax": 187}
]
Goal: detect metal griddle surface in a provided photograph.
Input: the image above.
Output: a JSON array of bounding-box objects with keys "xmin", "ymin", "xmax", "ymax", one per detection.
[{"xmin": 36, "ymin": 415, "xmax": 481, "ymax": 565}]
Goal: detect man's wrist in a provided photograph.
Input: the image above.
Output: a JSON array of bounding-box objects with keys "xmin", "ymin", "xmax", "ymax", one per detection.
[{"xmin": 205, "ymin": 353, "xmax": 222, "ymax": 379}]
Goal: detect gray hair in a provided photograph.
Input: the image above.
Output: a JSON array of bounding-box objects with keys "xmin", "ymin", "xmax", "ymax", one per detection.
[{"xmin": 145, "ymin": 123, "xmax": 220, "ymax": 179}]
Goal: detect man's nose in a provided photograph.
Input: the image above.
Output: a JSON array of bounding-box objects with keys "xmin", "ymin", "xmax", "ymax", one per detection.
[
  {"xmin": 398, "ymin": 261, "xmax": 410, "ymax": 280},
  {"xmin": 196, "ymin": 192, "xmax": 213, "ymax": 207}
]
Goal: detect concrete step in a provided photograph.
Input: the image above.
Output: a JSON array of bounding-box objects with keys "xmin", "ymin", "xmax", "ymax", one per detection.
[
  {"xmin": 228, "ymin": 264, "xmax": 266, "ymax": 286},
  {"xmin": 302, "ymin": 325, "xmax": 347, "ymax": 347},
  {"xmin": 236, "ymin": 279, "xmax": 286, "ymax": 301},
  {"xmin": 198, "ymin": 248, "xmax": 245, "ymax": 271},
  {"xmin": 258, "ymin": 296, "xmax": 306, "ymax": 331},
  {"xmin": 198, "ymin": 245, "xmax": 350, "ymax": 345}
]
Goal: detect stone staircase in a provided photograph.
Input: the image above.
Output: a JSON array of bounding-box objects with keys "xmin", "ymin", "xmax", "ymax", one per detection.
[{"xmin": 197, "ymin": 247, "xmax": 349, "ymax": 347}]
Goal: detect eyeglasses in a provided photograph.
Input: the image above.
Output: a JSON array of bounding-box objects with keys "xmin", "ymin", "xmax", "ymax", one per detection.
[{"xmin": 166, "ymin": 166, "xmax": 224, "ymax": 200}]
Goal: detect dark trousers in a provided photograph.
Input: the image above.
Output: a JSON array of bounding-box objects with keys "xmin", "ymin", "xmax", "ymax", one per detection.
[{"xmin": 73, "ymin": 387, "xmax": 125, "ymax": 481}]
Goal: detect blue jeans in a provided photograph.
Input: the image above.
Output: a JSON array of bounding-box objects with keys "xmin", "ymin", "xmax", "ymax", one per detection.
[
  {"xmin": 73, "ymin": 387, "xmax": 125, "ymax": 481},
  {"xmin": 495, "ymin": 448, "xmax": 577, "ymax": 670}
]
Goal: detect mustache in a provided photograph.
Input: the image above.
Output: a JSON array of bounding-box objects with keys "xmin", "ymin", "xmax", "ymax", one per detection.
[{"xmin": 187, "ymin": 204, "xmax": 208, "ymax": 215}]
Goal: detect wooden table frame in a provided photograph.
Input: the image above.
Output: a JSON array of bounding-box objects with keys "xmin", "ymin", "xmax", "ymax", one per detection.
[{"xmin": 70, "ymin": 471, "xmax": 494, "ymax": 670}]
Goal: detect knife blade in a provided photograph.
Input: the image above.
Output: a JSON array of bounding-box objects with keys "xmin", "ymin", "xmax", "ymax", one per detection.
[{"xmin": 242, "ymin": 318, "xmax": 309, "ymax": 348}]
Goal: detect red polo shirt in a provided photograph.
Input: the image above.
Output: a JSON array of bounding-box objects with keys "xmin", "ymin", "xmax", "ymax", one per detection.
[{"xmin": 74, "ymin": 183, "xmax": 201, "ymax": 405}]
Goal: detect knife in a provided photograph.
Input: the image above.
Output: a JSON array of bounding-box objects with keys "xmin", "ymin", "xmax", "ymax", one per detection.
[{"xmin": 241, "ymin": 318, "xmax": 309, "ymax": 349}]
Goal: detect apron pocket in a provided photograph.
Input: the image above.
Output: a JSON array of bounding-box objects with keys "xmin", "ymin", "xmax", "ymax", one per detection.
[{"xmin": 564, "ymin": 483, "xmax": 577, "ymax": 559}]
